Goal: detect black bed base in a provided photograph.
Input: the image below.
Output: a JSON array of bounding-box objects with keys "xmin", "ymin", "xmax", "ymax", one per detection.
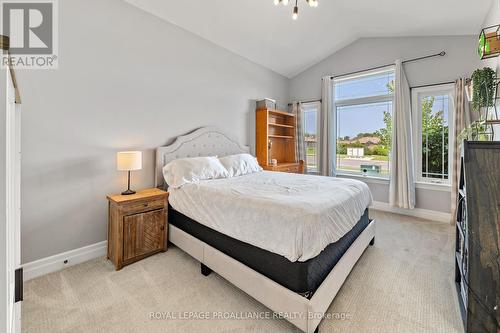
[
  {"xmin": 169, "ymin": 206, "xmax": 371, "ymax": 295},
  {"xmin": 199, "ymin": 239, "xmax": 375, "ymax": 275}
]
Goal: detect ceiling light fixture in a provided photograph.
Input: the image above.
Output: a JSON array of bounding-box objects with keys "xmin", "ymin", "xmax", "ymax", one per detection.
[
  {"xmin": 275, "ymin": 0, "xmax": 318, "ymax": 20},
  {"xmin": 292, "ymin": 1, "xmax": 299, "ymax": 20}
]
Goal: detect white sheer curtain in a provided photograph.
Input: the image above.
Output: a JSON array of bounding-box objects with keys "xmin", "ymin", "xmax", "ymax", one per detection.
[
  {"xmin": 389, "ymin": 60, "xmax": 415, "ymax": 209},
  {"xmin": 319, "ymin": 76, "xmax": 335, "ymax": 176},
  {"xmin": 292, "ymin": 101, "xmax": 307, "ymax": 173}
]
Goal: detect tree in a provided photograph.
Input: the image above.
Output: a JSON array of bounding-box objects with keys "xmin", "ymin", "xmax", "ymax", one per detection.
[
  {"xmin": 374, "ymin": 111, "xmax": 392, "ymax": 152},
  {"xmin": 371, "ymin": 80, "xmax": 395, "ymax": 155},
  {"xmin": 421, "ymin": 97, "xmax": 448, "ymax": 178}
]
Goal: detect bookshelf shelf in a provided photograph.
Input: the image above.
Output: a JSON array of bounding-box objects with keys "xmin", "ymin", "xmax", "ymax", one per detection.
[{"xmin": 256, "ymin": 108, "xmax": 304, "ymax": 174}]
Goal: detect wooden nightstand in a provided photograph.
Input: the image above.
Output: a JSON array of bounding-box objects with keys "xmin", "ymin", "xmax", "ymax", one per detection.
[{"xmin": 106, "ymin": 188, "xmax": 168, "ymax": 270}]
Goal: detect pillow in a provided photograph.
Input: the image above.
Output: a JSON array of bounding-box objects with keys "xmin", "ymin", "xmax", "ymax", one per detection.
[
  {"xmin": 218, "ymin": 154, "xmax": 263, "ymax": 177},
  {"xmin": 163, "ymin": 156, "xmax": 229, "ymax": 188}
]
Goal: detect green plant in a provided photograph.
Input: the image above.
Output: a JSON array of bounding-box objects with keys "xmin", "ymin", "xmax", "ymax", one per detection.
[
  {"xmin": 458, "ymin": 118, "xmax": 489, "ymax": 142},
  {"xmin": 477, "ymin": 31, "xmax": 490, "ymax": 58},
  {"xmin": 471, "ymin": 67, "xmax": 496, "ymax": 112}
]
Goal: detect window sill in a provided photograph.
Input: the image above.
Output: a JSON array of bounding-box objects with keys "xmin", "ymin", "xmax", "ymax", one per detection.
[
  {"xmin": 337, "ymin": 174, "xmax": 452, "ymax": 192},
  {"xmin": 336, "ymin": 173, "xmax": 389, "ymax": 185},
  {"xmin": 415, "ymin": 181, "xmax": 451, "ymax": 192}
]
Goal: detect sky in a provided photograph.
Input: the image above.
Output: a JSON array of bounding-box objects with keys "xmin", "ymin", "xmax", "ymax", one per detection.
[{"xmin": 303, "ymin": 71, "xmax": 394, "ymax": 138}]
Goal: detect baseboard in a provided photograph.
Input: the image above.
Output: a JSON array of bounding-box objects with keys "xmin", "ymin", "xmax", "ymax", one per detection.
[
  {"xmin": 370, "ymin": 201, "xmax": 451, "ymax": 223},
  {"xmin": 23, "ymin": 241, "xmax": 107, "ymax": 281}
]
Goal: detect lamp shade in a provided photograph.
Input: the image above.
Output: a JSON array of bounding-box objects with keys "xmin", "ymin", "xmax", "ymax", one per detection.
[{"xmin": 117, "ymin": 151, "xmax": 142, "ymax": 171}]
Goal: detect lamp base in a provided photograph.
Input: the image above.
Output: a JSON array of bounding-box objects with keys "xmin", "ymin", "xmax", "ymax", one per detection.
[{"xmin": 121, "ymin": 189, "xmax": 136, "ymax": 195}]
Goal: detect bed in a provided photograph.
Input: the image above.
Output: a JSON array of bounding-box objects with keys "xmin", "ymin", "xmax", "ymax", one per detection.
[{"xmin": 155, "ymin": 127, "xmax": 376, "ymax": 333}]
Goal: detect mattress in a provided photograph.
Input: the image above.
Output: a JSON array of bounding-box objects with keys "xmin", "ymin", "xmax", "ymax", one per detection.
[
  {"xmin": 169, "ymin": 206, "xmax": 371, "ymax": 294},
  {"xmin": 168, "ymin": 171, "xmax": 372, "ymax": 262}
]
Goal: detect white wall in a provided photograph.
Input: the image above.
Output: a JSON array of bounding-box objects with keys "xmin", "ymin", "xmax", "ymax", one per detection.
[
  {"xmin": 483, "ymin": 0, "xmax": 500, "ymax": 72},
  {"xmin": 290, "ymin": 36, "xmax": 484, "ymax": 212},
  {"xmin": 0, "ymin": 64, "xmax": 8, "ymax": 333},
  {"xmin": 18, "ymin": 0, "xmax": 289, "ymax": 263}
]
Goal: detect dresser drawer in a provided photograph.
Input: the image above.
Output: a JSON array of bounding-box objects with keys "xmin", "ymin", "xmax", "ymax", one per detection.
[
  {"xmin": 121, "ymin": 198, "xmax": 165, "ymax": 214},
  {"xmin": 276, "ymin": 165, "xmax": 300, "ymax": 173}
]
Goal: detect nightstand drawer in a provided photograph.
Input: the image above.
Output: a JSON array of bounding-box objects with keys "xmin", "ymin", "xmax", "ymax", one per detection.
[{"xmin": 121, "ymin": 198, "xmax": 165, "ymax": 214}]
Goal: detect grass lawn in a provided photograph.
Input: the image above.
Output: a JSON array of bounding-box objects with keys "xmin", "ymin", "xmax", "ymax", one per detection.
[
  {"xmin": 306, "ymin": 148, "xmax": 389, "ymax": 162},
  {"xmin": 370, "ymin": 155, "xmax": 390, "ymax": 161},
  {"xmin": 336, "ymin": 154, "xmax": 389, "ymax": 161}
]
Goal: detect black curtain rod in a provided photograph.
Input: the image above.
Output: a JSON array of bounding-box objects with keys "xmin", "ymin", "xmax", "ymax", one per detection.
[
  {"xmin": 287, "ymin": 51, "xmax": 448, "ymax": 106},
  {"xmin": 288, "ymin": 80, "xmax": 455, "ymax": 106},
  {"xmin": 329, "ymin": 51, "xmax": 446, "ymax": 80},
  {"xmin": 287, "ymin": 99, "xmax": 322, "ymax": 106},
  {"xmin": 410, "ymin": 80, "xmax": 455, "ymax": 90}
]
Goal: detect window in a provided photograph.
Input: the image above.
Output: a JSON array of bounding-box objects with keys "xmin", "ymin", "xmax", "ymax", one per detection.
[
  {"xmin": 302, "ymin": 102, "xmax": 320, "ymax": 173},
  {"xmin": 334, "ymin": 67, "xmax": 395, "ymax": 178},
  {"xmin": 412, "ymin": 84, "xmax": 454, "ymax": 184}
]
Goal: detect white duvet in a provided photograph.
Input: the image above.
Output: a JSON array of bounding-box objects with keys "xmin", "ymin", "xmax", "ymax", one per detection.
[{"xmin": 169, "ymin": 171, "xmax": 372, "ymax": 262}]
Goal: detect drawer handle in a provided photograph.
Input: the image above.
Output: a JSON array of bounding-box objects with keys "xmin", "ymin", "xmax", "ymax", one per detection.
[
  {"xmin": 160, "ymin": 225, "xmax": 165, "ymax": 231},
  {"xmin": 143, "ymin": 203, "xmax": 148, "ymax": 207}
]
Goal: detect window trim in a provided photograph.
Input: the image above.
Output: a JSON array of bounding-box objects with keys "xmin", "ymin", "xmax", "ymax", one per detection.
[
  {"xmin": 301, "ymin": 101, "xmax": 321, "ymax": 174},
  {"xmin": 333, "ymin": 66, "xmax": 395, "ymax": 179},
  {"xmin": 411, "ymin": 83, "xmax": 455, "ymax": 186}
]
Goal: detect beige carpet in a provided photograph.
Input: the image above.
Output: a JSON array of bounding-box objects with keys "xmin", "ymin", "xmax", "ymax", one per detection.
[{"xmin": 22, "ymin": 211, "xmax": 463, "ymax": 333}]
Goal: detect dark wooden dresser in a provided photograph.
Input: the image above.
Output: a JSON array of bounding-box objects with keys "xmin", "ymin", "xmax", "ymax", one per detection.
[{"xmin": 455, "ymin": 141, "xmax": 500, "ymax": 332}]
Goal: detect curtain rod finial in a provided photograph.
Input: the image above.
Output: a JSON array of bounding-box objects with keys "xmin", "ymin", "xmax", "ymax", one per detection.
[{"xmin": 439, "ymin": 51, "xmax": 446, "ymax": 56}]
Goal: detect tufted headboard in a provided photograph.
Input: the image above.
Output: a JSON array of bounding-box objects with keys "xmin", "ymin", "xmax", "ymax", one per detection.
[{"xmin": 155, "ymin": 127, "xmax": 250, "ymax": 189}]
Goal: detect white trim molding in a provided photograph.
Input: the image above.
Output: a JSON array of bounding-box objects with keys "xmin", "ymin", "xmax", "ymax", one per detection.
[
  {"xmin": 415, "ymin": 181, "xmax": 451, "ymax": 192},
  {"xmin": 370, "ymin": 201, "xmax": 451, "ymax": 223},
  {"xmin": 337, "ymin": 173, "xmax": 389, "ymax": 185},
  {"xmin": 22, "ymin": 241, "xmax": 107, "ymax": 281}
]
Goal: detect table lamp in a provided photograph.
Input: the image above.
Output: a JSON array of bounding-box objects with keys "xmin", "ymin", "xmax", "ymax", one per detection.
[{"xmin": 117, "ymin": 151, "xmax": 142, "ymax": 195}]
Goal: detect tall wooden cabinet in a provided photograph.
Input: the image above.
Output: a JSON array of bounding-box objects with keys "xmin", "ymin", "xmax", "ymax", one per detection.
[
  {"xmin": 256, "ymin": 108, "xmax": 304, "ymax": 173},
  {"xmin": 454, "ymin": 141, "xmax": 500, "ymax": 333}
]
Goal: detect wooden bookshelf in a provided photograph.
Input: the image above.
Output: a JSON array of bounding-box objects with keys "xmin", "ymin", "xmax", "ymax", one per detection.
[
  {"xmin": 454, "ymin": 141, "xmax": 500, "ymax": 333},
  {"xmin": 256, "ymin": 108, "xmax": 304, "ymax": 174}
]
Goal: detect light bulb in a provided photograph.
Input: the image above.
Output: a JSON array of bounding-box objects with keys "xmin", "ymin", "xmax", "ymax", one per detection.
[
  {"xmin": 292, "ymin": 6, "xmax": 298, "ymax": 19},
  {"xmin": 282, "ymin": 0, "xmax": 289, "ymax": 5},
  {"xmin": 307, "ymin": 0, "xmax": 314, "ymax": 7},
  {"xmin": 274, "ymin": 0, "xmax": 280, "ymax": 5},
  {"xmin": 313, "ymin": 0, "xmax": 319, "ymax": 7}
]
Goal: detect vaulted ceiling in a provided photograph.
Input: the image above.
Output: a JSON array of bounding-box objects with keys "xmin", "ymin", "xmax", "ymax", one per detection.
[{"xmin": 125, "ymin": 0, "xmax": 493, "ymax": 78}]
